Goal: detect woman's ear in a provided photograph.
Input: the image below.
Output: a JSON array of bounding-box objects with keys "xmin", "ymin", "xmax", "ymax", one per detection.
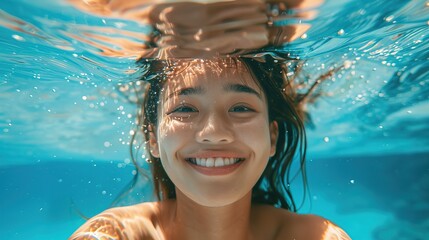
[
  {"xmin": 269, "ymin": 121, "xmax": 279, "ymax": 157},
  {"xmin": 148, "ymin": 125, "xmax": 160, "ymax": 158}
]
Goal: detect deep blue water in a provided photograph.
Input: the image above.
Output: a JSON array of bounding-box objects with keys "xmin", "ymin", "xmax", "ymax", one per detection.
[
  {"xmin": 0, "ymin": 161, "xmax": 136, "ymax": 239},
  {"xmin": 1, "ymin": 0, "xmax": 428, "ymax": 239}
]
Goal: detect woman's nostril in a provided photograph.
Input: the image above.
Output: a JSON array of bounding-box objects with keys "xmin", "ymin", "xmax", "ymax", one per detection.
[{"xmin": 196, "ymin": 124, "xmax": 234, "ymax": 144}]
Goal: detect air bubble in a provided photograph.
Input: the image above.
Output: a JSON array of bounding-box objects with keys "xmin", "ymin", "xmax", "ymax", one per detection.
[
  {"xmin": 384, "ymin": 15, "xmax": 394, "ymax": 22},
  {"xmin": 343, "ymin": 60, "xmax": 352, "ymax": 69},
  {"xmin": 12, "ymin": 34, "xmax": 25, "ymax": 41}
]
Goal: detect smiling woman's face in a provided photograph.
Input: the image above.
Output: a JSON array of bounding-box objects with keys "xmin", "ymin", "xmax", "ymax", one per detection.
[{"xmin": 149, "ymin": 59, "xmax": 278, "ymax": 207}]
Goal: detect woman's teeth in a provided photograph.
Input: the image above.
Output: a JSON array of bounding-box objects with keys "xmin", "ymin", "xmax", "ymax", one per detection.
[{"xmin": 187, "ymin": 157, "xmax": 242, "ymax": 167}]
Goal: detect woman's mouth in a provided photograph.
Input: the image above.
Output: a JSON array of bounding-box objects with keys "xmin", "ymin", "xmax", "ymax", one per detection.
[{"xmin": 185, "ymin": 157, "xmax": 244, "ymax": 168}]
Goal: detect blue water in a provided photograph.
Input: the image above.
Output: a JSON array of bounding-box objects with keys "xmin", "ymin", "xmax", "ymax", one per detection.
[{"xmin": 1, "ymin": 0, "xmax": 428, "ymax": 239}]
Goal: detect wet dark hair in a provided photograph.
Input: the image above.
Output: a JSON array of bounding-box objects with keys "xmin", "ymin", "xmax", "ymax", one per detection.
[{"xmin": 130, "ymin": 56, "xmax": 308, "ymax": 211}]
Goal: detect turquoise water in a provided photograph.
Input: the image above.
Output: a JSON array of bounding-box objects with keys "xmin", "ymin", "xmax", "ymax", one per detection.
[{"xmin": 1, "ymin": 0, "xmax": 428, "ymax": 239}]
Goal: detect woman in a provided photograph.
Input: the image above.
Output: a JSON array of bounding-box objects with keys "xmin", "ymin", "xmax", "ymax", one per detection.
[{"xmin": 69, "ymin": 56, "xmax": 350, "ymax": 239}]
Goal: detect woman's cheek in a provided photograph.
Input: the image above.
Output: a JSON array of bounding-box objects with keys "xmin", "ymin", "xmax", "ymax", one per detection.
[
  {"xmin": 158, "ymin": 117, "xmax": 194, "ymax": 143},
  {"xmin": 234, "ymin": 117, "xmax": 272, "ymax": 149}
]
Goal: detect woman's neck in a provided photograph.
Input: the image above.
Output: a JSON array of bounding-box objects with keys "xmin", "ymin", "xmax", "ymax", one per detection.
[{"xmin": 161, "ymin": 190, "xmax": 254, "ymax": 240}]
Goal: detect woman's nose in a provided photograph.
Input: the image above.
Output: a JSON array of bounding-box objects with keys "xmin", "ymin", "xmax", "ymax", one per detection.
[{"xmin": 196, "ymin": 112, "xmax": 233, "ymax": 144}]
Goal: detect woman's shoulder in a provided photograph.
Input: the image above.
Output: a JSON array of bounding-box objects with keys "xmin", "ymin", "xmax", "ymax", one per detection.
[
  {"xmin": 282, "ymin": 212, "xmax": 351, "ymax": 240},
  {"xmin": 69, "ymin": 202, "xmax": 163, "ymax": 240},
  {"xmin": 253, "ymin": 205, "xmax": 351, "ymax": 240}
]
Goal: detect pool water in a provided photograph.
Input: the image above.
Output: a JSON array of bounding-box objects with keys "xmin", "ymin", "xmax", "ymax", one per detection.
[{"xmin": 1, "ymin": 0, "xmax": 428, "ymax": 239}]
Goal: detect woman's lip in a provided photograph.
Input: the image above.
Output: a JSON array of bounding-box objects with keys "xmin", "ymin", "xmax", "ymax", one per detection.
[
  {"xmin": 185, "ymin": 152, "xmax": 246, "ymax": 159},
  {"xmin": 186, "ymin": 159, "xmax": 244, "ymax": 176},
  {"xmin": 186, "ymin": 156, "xmax": 245, "ymax": 160}
]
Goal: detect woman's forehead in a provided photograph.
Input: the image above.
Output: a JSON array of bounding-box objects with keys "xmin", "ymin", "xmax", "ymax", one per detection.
[{"xmin": 162, "ymin": 58, "xmax": 260, "ymax": 90}]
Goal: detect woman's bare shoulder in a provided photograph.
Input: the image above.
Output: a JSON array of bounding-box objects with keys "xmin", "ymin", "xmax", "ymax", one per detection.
[
  {"xmin": 252, "ymin": 205, "xmax": 351, "ymax": 240},
  {"xmin": 69, "ymin": 202, "xmax": 163, "ymax": 240},
  {"xmin": 278, "ymin": 210, "xmax": 351, "ymax": 240}
]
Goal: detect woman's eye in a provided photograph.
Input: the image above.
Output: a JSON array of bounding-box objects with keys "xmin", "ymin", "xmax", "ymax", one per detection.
[
  {"xmin": 171, "ymin": 105, "xmax": 198, "ymax": 113},
  {"xmin": 230, "ymin": 105, "xmax": 254, "ymax": 112}
]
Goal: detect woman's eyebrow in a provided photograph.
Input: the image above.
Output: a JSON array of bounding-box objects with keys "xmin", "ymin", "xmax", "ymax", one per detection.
[
  {"xmin": 165, "ymin": 84, "xmax": 261, "ymax": 100},
  {"xmin": 166, "ymin": 86, "xmax": 205, "ymax": 100},
  {"xmin": 224, "ymin": 83, "xmax": 262, "ymax": 99}
]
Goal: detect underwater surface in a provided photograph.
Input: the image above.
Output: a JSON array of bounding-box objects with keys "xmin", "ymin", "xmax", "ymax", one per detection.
[{"xmin": 0, "ymin": 0, "xmax": 428, "ymax": 239}]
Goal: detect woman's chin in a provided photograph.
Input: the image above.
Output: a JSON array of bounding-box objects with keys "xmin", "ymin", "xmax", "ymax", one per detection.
[{"xmin": 180, "ymin": 190, "xmax": 250, "ymax": 208}]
